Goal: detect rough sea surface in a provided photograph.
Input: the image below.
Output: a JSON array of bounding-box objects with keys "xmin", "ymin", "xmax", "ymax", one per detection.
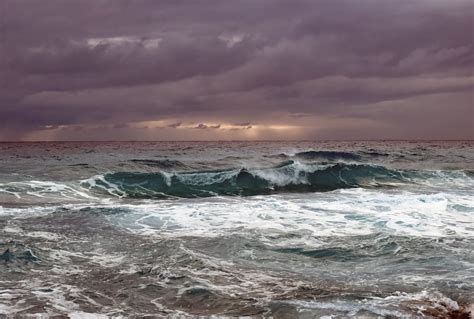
[{"xmin": 0, "ymin": 141, "xmax": 473, "ymax": 318}]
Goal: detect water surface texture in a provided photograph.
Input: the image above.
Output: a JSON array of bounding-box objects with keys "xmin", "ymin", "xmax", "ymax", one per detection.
[{"xmin": 0, "ymin": 141, "xmax": 473, "ymax": 318}]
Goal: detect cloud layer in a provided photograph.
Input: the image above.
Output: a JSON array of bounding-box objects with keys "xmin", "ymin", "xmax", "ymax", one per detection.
[{"xmin": 1, "ymin": 0, "xmax": 473, "ymax": 140}]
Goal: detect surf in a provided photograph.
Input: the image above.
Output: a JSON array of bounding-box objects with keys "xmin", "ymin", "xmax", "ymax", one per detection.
[{"xmin": 81, "ymin": 161, "xmax": 413, "ymax": 199}]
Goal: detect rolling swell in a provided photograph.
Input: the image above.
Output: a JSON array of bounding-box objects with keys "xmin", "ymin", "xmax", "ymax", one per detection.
[
  {"xmin": 83, "ymin": 161, "xmax": 409, "ymax": 199},
  {"xmin": 129, "ymin": 159, "xmax": 186, "ymax": 169},
  {"xmin": 269, "ymin": 150, "xmax": 391, "ymax": 161},
  {"xmin": 295, "ymin": 150, "xmax": 361, "ymax": 161}
]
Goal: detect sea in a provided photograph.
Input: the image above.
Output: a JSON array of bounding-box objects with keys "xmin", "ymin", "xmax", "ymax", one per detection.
[{"xmin": 0, "ymin": 141, "xmax": 473, "ymax": 318}]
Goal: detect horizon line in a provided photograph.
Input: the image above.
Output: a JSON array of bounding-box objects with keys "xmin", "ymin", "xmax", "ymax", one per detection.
[{"xmin": 0, "ymin": 139, "xmax": 473, "ymax": 143}]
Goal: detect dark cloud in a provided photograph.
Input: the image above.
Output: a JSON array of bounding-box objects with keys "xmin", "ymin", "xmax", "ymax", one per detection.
[
  {"xmin": 168, "ymin": 122, "xmax": 182, "ymax": 128},
  {"xmin": 0, "ymin": 0, "xmax": 473, "ymax": 140},
  {"xmin": 194, "ymin": 123, "xmax": 221, "ymax": 130}
]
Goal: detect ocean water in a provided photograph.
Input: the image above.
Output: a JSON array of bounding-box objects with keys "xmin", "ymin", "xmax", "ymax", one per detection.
[{"xmin": 0, "ymin": 141, "xmax": 473, "ymax": 318}]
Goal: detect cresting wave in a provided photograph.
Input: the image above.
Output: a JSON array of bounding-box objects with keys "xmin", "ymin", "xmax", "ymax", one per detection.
[
  {"xmin": 1, "ymin": 160, "xmax": 472, "ymax": 201},
  {"xmin": 82, "ymin": 161, "xmax": 416, "ymax": 199}
]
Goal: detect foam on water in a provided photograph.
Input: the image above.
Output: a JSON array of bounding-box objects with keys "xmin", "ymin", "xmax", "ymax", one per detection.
[
  {"xmin": 1, "ymin": 160, "xmax": 472, "ymax": 204},
  {"xmin": 90, "ymin": 188, "xmax": 474, "ymax": 243},
  {"xmin": 0, "ymin": 181, "xmax": 94, "ymax": 199},
  {"xmin": 0, "ymin": 142, "xmax": 472, "ymax": 317},
  {"xmin": 81, "ymin": 161, "xmax": 474, "ymax": 199},
  {"xmin": 285, "ymin": 289, "xmax": 472, "ymax": 318},
  {"xmin": 1, "ymin": 187, "xmax": 471, "ymax": 241}
]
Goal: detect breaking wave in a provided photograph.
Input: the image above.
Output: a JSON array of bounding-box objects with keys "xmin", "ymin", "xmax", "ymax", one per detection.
[
  {"xmin": 82, "ymin": 161, "xmax": 413, "ymax": 198},
  {"xmin": 1, "ymin": 160, "xmax": 472, "ymax": 202}
]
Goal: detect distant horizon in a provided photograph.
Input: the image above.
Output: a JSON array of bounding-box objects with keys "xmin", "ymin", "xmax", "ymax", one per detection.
[{"xmin": 1, "ymin": 139, "xmax": 473, "ymax": 143}]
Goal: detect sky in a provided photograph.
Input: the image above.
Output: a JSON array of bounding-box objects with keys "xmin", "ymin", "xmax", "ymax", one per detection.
[{"xmin": 0, "ymin": 0, "xmax": 473, "ymax": 141}]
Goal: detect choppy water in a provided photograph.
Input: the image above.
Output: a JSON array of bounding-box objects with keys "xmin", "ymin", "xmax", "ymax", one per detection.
[{"xmin": 0, "ymin": 141, "xmax": 473, "ymax": 318}]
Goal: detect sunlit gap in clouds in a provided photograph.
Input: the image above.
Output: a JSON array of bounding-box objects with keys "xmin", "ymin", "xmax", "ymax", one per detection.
[{"xmin": 21, "ymin": 121, "xmax": 306, "ymax": 141}]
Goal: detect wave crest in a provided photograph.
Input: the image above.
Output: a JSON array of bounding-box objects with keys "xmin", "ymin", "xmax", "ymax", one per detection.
[{"xmin": 81, "ymin": 161, "xmax": 408, "ymax": 199}]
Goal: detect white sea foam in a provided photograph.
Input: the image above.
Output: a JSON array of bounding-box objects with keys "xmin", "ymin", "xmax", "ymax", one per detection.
[
  {"xmin": 251, "ymin": 161, "xmax": 320, "ymax": 186},
  {"xmin": 68, "ymin": 311, "xmax": 110, "ymax": 319},
  {"xmin": 175, "ymin": 169, "xmax": 239, "ymax": 186},
  {"xmin": 80, "ymin": 175, "xmax": 125, "ymax": 198},
  {"xmin": 100, "ymin": 189, "xmax": 474, "ymax": 244},
  {"xmin": 1, "ymin": 186, "xmax": 472, "ymax": 243},
  {"xmin": 0, "ymin": 180, "xmax": 95, "ymax": 201},
  {"xmin": 0, "ymin": 205, "xmax": 58, "ymax": 218},
  {"xmin": 285, "ymin": 290, "xmax": 472, "ymax": 318}
]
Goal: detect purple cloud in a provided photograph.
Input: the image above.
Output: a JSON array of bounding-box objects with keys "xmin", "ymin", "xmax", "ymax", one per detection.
[{"xmin": 0, "ymin": 0, "xmax": 473, "ymax": 140}]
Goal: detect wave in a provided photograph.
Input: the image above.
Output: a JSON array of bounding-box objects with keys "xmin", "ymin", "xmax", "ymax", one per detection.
[
  {"xmin": 129, "ymin": 159, "xmax": 186, "ymax": 169},
  {"xmin": 81, "ymin": 161, "xmax": 410, "ymax": 199},
  {"xmin": 1, "ymin": 161, "xmax": 472, "ymax": 202},
  {"xmin": 268, "ymin": 150, "xmax": 394, "ymax": 162},
  {"xmin": 295, "ymin": 150, "xmax": 362, "ymax": 161}
]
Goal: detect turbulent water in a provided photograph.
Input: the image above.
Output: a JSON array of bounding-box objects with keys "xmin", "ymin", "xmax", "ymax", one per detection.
[{"xmin": 0, "ymin": 141, "xmax": 473, "ymax": 318}]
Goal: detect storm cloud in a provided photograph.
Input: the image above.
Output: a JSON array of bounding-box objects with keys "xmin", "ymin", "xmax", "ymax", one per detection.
[{"xmin": 0, "ymin": 0, "xmax": 473, "ymax": 140}]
